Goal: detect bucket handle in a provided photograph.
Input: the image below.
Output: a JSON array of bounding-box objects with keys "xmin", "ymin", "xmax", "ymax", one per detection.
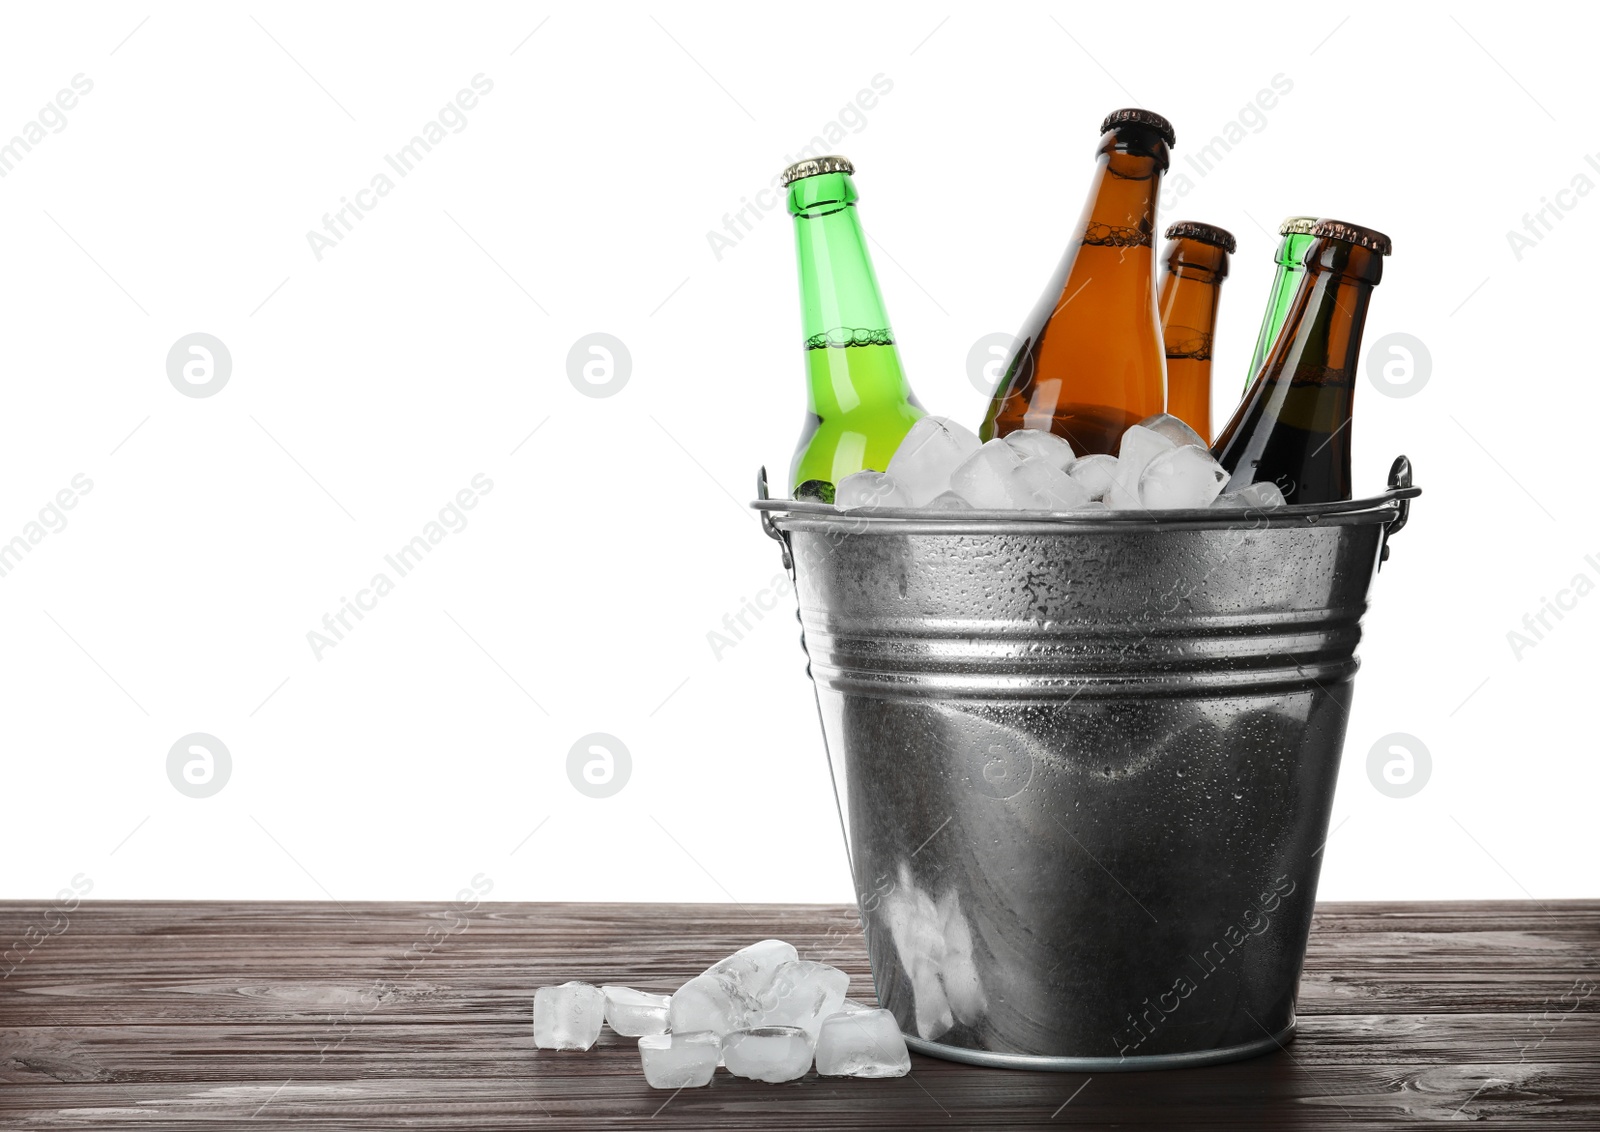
[
  {"xmin": 756, "ymin": 466, "xmax": 794, "ymax": 573},
  {"xmin": 1379, "ymin": 455, "xmax": 1415, "ymax": 566}
]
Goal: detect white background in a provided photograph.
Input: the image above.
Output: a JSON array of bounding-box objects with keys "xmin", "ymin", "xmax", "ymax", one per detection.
[{"xmin": 2, "ymin": 1, "xmax": 1593, "ymax": 907}]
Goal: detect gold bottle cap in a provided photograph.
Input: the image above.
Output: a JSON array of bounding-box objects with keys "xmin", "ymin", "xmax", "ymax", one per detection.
[
  {"xmin": 1099, "ymin": 108, "xmax": 1175, "ymax": 148},
  {"xmin": 781, "ymin": 155, "xmax": 854, "ymax": 186},
  {"xmin": 1279, "ymin": 216, "xmax": 1319, "ymax": 236},
  {"xmin": 1165, "ymin": 221, "xmax": 1236, "ymax": 253},
  {"xmin": 1312, "ymin": 218, "xmax": 1392, "ymax": 256}
]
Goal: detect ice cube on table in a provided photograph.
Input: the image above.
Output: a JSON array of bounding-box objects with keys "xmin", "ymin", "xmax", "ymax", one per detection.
[
  {"xmin": 721, "ymin": 1026, "xmax": 814, "ymax": 1083},
  {"xmin": 1067, "ymin": 454, "xmax": 1119, "ymax": 501},
  {"xmin": 949, "ymin": 439, "xmax": 1022, "ymax": 508},
  {"xmin": 1001, "ymin": 428, "xmax": 1076, "ymax": 471},
  {"xmin": 886, "ymin": 416, "xmax": 982, "ymax": 504},
  {"xmin": 601, "ymin": 985, "xmax": 670, "ymax": 1037},
  {"xmin": 759, "ymin": 960, "xmax": 850, "ymax": 1042},
  {"xmin": 835, "ymin": 471, "xmax": 910, "ymax": 510},
  {"xmin": 669, "ymin": 973, "xmax": 757, "ymax": 1039},
  {"xmin": 1136, "ymin": 412, "xmax": 1208, "ymax": 450},
  {"xmin": 638, "ymin": 1031, "xmax": 720, "ymax": 1089},
  {"xmin": 1139, "ymin": 445, "xmax": 1229, "ymax": 509},
  {"xmin": 926, "ymin": 490, "xmax": 971, "ymax": 510},
  {"xmin": 814, "ymin": 1008, "xmax": 912, "ymax": 1078},
  {"xmin": 704, "ymin": 939, "xmax": 799, "ymax": 1001},
  {"xmin": 533, "ymin": 981, "xmax": 605, "ymax": 1051},
  {"xmin": 1212, "ymin": 480, "xmax": 1286, "ymax": 509}
]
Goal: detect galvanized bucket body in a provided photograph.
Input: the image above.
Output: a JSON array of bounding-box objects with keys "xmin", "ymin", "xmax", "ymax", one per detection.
[{"xmin": 756, "ymin": 462, "xmax": 1417, "ymax": 1071}]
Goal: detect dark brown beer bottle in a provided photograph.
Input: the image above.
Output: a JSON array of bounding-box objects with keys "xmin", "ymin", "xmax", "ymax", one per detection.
[
  {"xmin": 1211, "ymin": 219, "xmax": 1391, "ymax": 504},
  {"xmin": 1157, "ymin": 221, "xmax": 1234, "ymax": 442},
  {"xmin": 980, "ymin": 109, "xmax": 1174, "ymax": 455}
]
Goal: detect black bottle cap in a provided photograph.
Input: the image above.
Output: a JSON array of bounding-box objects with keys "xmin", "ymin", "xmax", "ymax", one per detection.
[
  {"xmin": 1164, "ymin": 221, "xmax": 1236, "ymax": 253},
  {"xmin": 1099, "ymin": 108, "xmax": 1175, "ymax": 148},
  {"xmin": 1312, "ymin": 219, "xmax": 1392, "ymax": 256}
]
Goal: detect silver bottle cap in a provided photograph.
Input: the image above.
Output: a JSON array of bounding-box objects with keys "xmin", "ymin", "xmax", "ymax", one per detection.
[{"xmin": 781, "ymin": 155, "xmax": 854, "ymax": 186}]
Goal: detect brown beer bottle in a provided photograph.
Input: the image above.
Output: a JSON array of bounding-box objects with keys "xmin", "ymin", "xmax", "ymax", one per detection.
[
  {"xmin": 1211, "ymin": 219, "xmax": 1391, "ymax": 504},
  {"xmin": 980, "ymin": 109, "xmax": 1174, "ymax": 455},
  {"xmin": 1157, "ymin": 221, "xmax": 1234, "ymax": 442}
]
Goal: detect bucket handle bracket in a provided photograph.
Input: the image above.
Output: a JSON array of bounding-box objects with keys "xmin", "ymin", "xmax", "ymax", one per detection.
[
  {"xmin": 756, "ymin": 466, "xmax": 794, "ymax": 574},
  {"xmin": 1379, "ymin": 455, "xmax": 1415, "ymax": 565}
]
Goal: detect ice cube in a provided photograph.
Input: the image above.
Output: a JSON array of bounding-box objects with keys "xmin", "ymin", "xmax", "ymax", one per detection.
[
  {"xmin": 1139, "ymin": 445, "xmax": 1229, "ymax": 509},
  {"xmin": 1105, "ymin": 425, "xmax": 1176, "ymax": 509},
  {"xmin": 1067, "ymin": 454, "xmax": 1119, "ymax": 501},
  {"xmin": 886, "ymin": 416, "xmax": 982, "ymax": 504},
  {"xmin": 839, "ymin": 998, "xmax": 876, "ymax": 1014},
  {"xmin": 880, "ymin": 870, "xmax": 954, "ymax": 1040},
  {"xmin": 602, "ymin": 986, "xmax": 670, "ymax": 1037},
  {"xmin": 533, "ymin": 981, "xmax": 605, "ymax": 1050},
  {"xmin": 948, "ymin": 439, "xmax": 1022, "ymax": 509},
  {"xmin": 1010, "ymin": 456, "xmax": 1092, "ymax": 511},
  {"xmin": 835, "ymin": 471, "xmax": 910, "ymax": 510},
  {"xmin": 814, "ymin": 1008, "xmax": 912, "ymax": 1078},
  {"xmin": 669, "ymin": 973, "xmax": 758, "ymax": 1039},
  {"xmin": 1136, "ymin": 412, "xmax": 1208, "ymax": 449},
  {"xmin": 759, "ymin": 960, "xmax": 850, "ymax": 1042},
  {"xmin": 926, "ymin": 490, "xmax": 971, "ymax": 510},
  {"xmin": 638, "ymin": 1031, "xmax": 720, "ymax": 1089},
  {"xmin": 1001, "ymin": 428, "xmax": 1076, "ymax": 471},
  {"xmin": 721, "ymin": 1026, "xmax": 814, "ymax": 1083},
  {"xmin": 935, "ymin": 890, "xmax": 987, "ymax": 1027},
  {"xmin": 1115, "ymin": 425, "xmax": 1177, "ymax": 486},
  {"xmin": 1212, "ymin": 480, "xmax": 1287, "ymax": 509},
  {"xmin": 951, "ymin": 444, "xmax": 1090, "ymax": 511},
  {"xmin": 704, "ymin": 939, "xmax": 799, "ymax": 1001},
  {"xmin": 1103, "ymin": 479, "xmax": 1144, "ymax": 510}
]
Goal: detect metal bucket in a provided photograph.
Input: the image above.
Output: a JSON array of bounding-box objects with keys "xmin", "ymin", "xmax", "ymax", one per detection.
[{"xmin": 754, "ymin": 457, "xmax": 1420, "ymax": 1072}]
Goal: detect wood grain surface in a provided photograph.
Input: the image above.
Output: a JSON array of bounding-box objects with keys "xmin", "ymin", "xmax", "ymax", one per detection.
[{"xmin": 0, "ymin": 900, "xmax": 1595, "ymax": 1129}]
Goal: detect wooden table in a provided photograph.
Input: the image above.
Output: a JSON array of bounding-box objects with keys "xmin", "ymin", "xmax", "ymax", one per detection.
[{"xmin": 0, "ymin": 901, "xmax": 1594, "ymax": 1129}]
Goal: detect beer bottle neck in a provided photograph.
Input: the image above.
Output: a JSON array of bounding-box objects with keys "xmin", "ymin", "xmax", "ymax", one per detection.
[
  {"xmin": 1264, "ymin": 238, "xmax": 1381, "ymax": 389},
  {"xmin": 1160, "ymin": 238, "xmax": 1227, "ymax": 362},
  {"xmin": 1212, "ymin": 231, "xmax": 1386, "ymax": 503},
  {"xmin": 1077, "ymin": 131, "xmax": 1167, "ymax": 252},
  {"xmin": 1277, "ymin": 231, "xmax": 1315, "ymax": 269},
  {"xmin": 1245, "ymin": 232, "xmax": 1319, "ymax": 389},
  {"xmin": 1163, "ymin": 237, "xmax": 1229, "ymax": 288},
  {"xmin": 788, "ymin": 172, "xmax": 894, "ymax": 347}
]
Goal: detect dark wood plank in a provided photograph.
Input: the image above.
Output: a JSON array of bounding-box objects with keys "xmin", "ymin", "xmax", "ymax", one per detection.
[{"xmin": 0, "ymin": 900, "xmax": 1595, "ymax": 1129}]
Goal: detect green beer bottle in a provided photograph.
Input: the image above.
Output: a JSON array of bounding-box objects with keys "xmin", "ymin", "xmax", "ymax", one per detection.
[
  {"xmin": 784, "ymin": 156, "xmax": 924, "ymax": 500},
  {"xmin": 1243, "ymin": 216, "xmax": 1318, "ymax": 392}
]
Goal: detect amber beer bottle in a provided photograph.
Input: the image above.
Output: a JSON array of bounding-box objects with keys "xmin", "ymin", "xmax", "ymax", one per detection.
[
  {"xmin": 1157, "ymin": 221, "xmax": 1234, "ymax": 442},
  {"xmin": 980, "ymin": 109, "xmax": 1174, "ymax": 455},
  {"xmin": 1212, "ymin": 220, "xmax": 1391, "ymax": 504}
]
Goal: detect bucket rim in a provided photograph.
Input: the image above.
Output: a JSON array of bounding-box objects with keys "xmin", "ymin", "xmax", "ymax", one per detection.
[
  {"xmin": 753, "ymin": 480, "xmax": 1419, "ymax": 535},
  {"xmin": 753, "ymin": 456, "xmax": 1418, "ymax": 568}
]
